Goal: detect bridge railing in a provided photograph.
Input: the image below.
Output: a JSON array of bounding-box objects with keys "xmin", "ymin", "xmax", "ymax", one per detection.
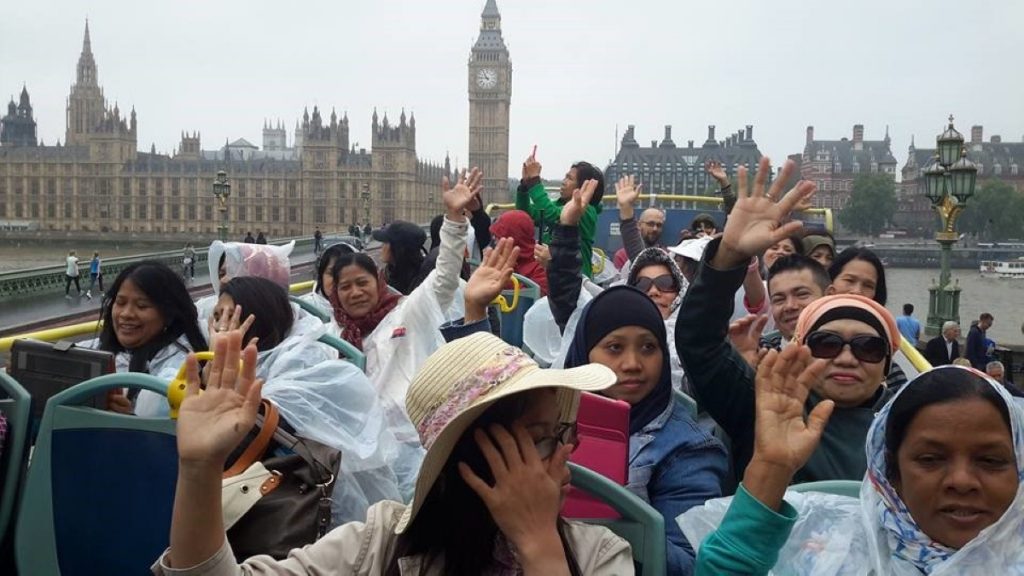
[
  {"xmin": 0, "ymin": 280, "xmax": 316, "ymax": 353},
  {"xmin": 0, "ymin": 236, "xmax": 316, "ymax": 299}
]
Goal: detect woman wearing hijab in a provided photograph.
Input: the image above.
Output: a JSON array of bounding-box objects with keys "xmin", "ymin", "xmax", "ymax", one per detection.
[
  {"xmin": 562, "ymin": 286, "xmax": 728, "ymax": 574},
  {"xmin": 489, "ymin": 209, "xmax": 549, "ymax": 296},
  {"xmin": 155, "ymin": 331, "xmax": 633, "ymax": 575},
  {"xmin": 688, "ymin": 350, "xmax": 1024, "ymax": 574}
]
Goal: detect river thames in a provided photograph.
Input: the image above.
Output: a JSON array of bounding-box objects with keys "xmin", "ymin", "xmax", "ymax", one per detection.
[{"xmin": 1, "ymin": 242, "xmax": 1021, "ymax": 346}]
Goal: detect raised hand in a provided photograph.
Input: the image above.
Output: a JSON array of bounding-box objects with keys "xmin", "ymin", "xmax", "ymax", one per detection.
[
  {"xmin": 559, "ymin": 179, "xmax": 599, "ymax": 226},
  {"xmin": 208, "ymin": 303, "xmax": 256, "ymax": 349},
  {"xmin": 705, "ymin": 160, "xmax": 729, "ymax": 186},
  {"xmin": 465, "ymin": 237, "xmax": 519, "ymax": 322},
  {"xmin": 443, "ymin": 167, "xmax": 484, "ymax": 221},
  {"xmin": 728, "ymin": 314, "xmax": 770, "ymax": 369},
  {"xmin": 522, "ymin": 146, "xmax": 542, "ymax": 181},
  {"xmin": 534, "ymin": 243, "xmax": 551, "ymax": 270},
  {"xmin": 459, "ymin": 424, "xmax": 569, "ymax": 569},
  {"xmin": 714, "ymin": 158, "xmax": 817, "ymax": 268},
  {"xmin": 615, "ymin": 175, "xmax": 642, "ymax": 221},
  {"xmin": 176, "ymin": 332, "xmax": 263, "ymax": 466},
  {"xmin": 751, "ymin": 345, "xmax": 832, "ymax": 476}
]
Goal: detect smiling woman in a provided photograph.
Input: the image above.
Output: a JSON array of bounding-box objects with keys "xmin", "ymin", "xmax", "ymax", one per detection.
[{"xmin": 92, "ymin": 260, "xmax": 208, "ymax": 416}]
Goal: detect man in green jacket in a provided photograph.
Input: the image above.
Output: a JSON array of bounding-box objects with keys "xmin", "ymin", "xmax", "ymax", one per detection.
[{"xmin": 516, "ymin": 149, "xmax": 604, "ymax": 278}]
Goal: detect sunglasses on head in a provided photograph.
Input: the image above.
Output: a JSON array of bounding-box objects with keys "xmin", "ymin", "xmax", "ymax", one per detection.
[
  {"xmin": 805, "ymin": 331, "xmax": 888, "ymax": 364},
  {"xmin": 634, "ymin": 274, "xmax": 677, "ymax": 293}
]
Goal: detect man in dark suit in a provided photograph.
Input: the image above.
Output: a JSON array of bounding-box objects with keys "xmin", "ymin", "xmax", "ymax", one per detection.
[{"xmin": 924, "ymin": 321, "xmax": 961, "ymax": 366}]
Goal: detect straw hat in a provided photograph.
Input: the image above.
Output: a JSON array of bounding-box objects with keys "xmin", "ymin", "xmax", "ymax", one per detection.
[{"xmin": 395, "ymin": 332, "xmax": 616, "ymax": 534}]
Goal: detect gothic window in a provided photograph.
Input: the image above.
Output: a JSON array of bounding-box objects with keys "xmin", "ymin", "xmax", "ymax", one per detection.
[
  {"xmin": 31, "ymin": 179, "xmax": 39, "ymax": 196},
  {"xmin": 122, "ymin": 204, "xmax": 131, "ymax": 219},
  {"xmin": 47, "ymin": 204, "xmax": 56, "ymax": 218},
  {"xmin": 204, "ymin": 205, "xmax": 212, "ymax": 220},
  {"xmin": 139, "ymin": 179, "xmax": 148, "ymax": 196},
  {"xmin": 272, "ymin": 207, "xmax": 281, "ymax": 222},
  {"xmin": 80, "ymin": 203, "xmax": 89, "ymax": 218},
  {"xmin": 47, "ymin": 179, "xmax": 56, "ymax": 195},
  {"xmin": 314, "ymin": 206, "xmax": 326, "ymax": 224},
  {"xmin": 64, "ymin": 203, "xmax": 72, "ymax": 218},
  {"xmin": 238, "ymin": 206, "xmax": 247, "ymax": 221},
  {"xmin": 288, "ymin": 207, "xmax": 298, "ymax": 222},
  {"xmin": 255, "ymin": 206, "xmax": 264, "ymax": 221},
  {"xmin": 15, "ymin": 204, "xmax": 23, "ymax": 218},
  {"xmin": 31, "ymin": 203, "xmax": 39, "ymax": 218},
  {"xmin": 139, "ymin": 204, "xmax": 147, "ymax": 219},
  {"xmin": 187, "ymin": 205, "xmax": 197, "ymax": 220},
  {"xmin": 154, "ymin": 204, "xmax": 163, "ymax": 220},
  {"xmin": 171, "ymin": 179, "xmax": 180, "ymax": 196},
  {"xmin": 171, "ymin": 205, "xmax": 180, "ymax": 220}
]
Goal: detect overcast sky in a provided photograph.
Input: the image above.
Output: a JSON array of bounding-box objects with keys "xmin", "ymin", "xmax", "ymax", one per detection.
[{"xmin": 2, "ymin": 0, "xmax": 1022, "ymax": 180}]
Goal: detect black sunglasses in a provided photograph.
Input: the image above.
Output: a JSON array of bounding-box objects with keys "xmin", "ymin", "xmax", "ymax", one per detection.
[
  {"xmin": 634, "ymin": 274, "xmax": 677, "ymax": 293},
  {"xmin": 805, "ymin": 331, "xmax": 888, "ymax": 364}
]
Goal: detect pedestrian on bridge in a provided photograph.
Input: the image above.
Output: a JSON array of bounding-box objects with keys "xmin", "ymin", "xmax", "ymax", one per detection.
[
  {"xmin": 64, "ymin": 250, "xmax": 81, "ymax": 299},
  {"xmin": 86, "ymin": 251, "xmax": 103, "ymax": 299}
]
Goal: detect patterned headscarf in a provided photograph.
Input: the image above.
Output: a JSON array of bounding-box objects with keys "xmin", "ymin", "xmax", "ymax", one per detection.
[{"xmin": 863, "ymin": 365, "xmax": 1024, "ymax": 573}]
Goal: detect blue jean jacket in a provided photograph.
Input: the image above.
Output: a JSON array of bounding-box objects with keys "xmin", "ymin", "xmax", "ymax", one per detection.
[{"xmin": 627, "ymin": 397, "xmax": 728, "ymax": 575}]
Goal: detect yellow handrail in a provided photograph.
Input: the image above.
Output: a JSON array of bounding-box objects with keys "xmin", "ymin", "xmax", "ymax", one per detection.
[
  {"xmin": 491, "ymin": 275, "xmax": 521, "ymax": 313},
  {"xmin": 166, "ymin": 351, "xmax": 245, "ymax": 419},
  {"xmin": 900, "ymin": 336, "xmax": 932, "ymax": 373},
  {"xmin": 486, "ymin": 199, "xmax": 833, "ymax": 233}
]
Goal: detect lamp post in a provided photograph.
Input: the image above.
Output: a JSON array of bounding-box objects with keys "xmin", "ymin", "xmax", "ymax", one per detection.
[
  {"xmin": 212, "ymin": 170, "xmax": 231, "ymax": 242},
  {"xmin": 361, "ymin": 183, "xmax": 371, "ymax": 229},
  {"xmin": 924, "ymin": 116, "xmax": 978, "ymax": 337}
]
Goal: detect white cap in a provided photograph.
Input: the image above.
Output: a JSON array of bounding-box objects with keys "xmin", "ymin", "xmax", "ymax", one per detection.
[{"xmin": 668, "ymin": 235, "xmax": 713, "ymax": 261}]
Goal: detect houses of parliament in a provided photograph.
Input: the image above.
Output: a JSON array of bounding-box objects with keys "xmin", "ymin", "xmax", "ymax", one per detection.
[{"xmin": 0, "ymin": 3, "xmax": 512, "ymax": 238}]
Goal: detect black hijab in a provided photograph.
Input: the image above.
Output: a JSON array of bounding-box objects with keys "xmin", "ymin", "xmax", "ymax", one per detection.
[{"xmin": 563, "ymin": 286, "xmax": 673, "ymax": 435}]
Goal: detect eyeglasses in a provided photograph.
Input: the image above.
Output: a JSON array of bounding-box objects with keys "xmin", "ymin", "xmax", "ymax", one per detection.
[
  {"xmin": 634, "ymin": 274, "xmax": 677, "ymax": 293},
  {"xmin": 534, "ymin": 422, "xmax": 579, "ymax": 460},
  {"xmin": 805, "ymin": 331, "xmax": 888, "ymax": 364}
]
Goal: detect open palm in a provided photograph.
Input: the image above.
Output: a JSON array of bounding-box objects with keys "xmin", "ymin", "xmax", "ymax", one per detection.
[
  {"xmin": 721, "ymin": 158, "xmax": 817, "ymax": 262},
  {"xmin": 752, "ymin": 345, "xmax": 833, "ymax": 474},
  {"xmin": 466, "ymin": 237, "xmax": 518, "ymax": 309},
  {"xmin": 177, "ymin": 332, "xmax": 263, "ymax": 466},
  {"xmin": 443, "ymin": 167, "xmax": 484, "ymax": 216},
  {"xmin": 559, "ymin": 179, "xmax": 599, "ymax": 226}
]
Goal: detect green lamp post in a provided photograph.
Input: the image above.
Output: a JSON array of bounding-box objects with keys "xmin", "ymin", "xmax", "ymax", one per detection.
[
  {"xmin": 924, "ymin": 116, "xmax": 978, "ymax": 337},
  {"xmin": 212, "ymin": 170, "xmax": 231, "ymax": 242}
]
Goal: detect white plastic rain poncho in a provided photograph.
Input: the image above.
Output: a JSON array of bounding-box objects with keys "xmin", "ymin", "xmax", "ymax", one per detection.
[
  {"xmin": 523, "ymin": 278, "xmax": 603, "ymax": 368},
  {"xmin": 81, "ymin": 334, "xmax": 195, "ymax": 419},
  {"xmin": 248, "ymin": 304, "xmax": 423, "ymax": 526},
  {"xmin": 329, "ymin": 216, "xmax": 468, "ymax": 444},
  {"xmin": 195, "ymin": 240, "xmax": 295, "ymax": 320},
  {"xmin": 680, "ymin": 365, "xmax": 1024, "ymax": 575}
]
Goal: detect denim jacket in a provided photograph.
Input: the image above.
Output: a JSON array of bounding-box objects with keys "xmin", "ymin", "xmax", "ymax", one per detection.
[{"xmin": 627, "ymin": 397, "xmax": 728, "ymax": 575}]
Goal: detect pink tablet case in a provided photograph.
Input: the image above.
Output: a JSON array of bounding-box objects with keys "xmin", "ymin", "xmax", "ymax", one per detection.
[{"xmin": 563, "ymin": 392, "xmax": 630, "ymax": 519}]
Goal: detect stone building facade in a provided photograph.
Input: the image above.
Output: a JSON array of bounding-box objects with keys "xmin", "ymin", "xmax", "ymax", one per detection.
[
  {"xmin": 800, "ymin": 124, "xmax": 898, "ymax": 212},
  {"xmin": 0, "ymin": 22, "xmax": 451, "ymax": 237}
]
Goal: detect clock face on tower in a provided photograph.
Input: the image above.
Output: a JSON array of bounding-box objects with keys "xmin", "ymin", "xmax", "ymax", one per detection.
[{"xmin": 476, "ymin": 68, "xmax": 498, "ymax": 90}]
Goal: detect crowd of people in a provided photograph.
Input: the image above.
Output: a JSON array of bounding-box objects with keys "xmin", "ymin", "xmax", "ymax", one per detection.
[{"xmin": 32, "ymin": 150, "xmax": 1022, "ymax": 574}]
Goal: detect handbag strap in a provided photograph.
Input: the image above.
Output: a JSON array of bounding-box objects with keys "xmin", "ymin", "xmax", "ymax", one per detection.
[{"xmin": 224, "ymin": 399, "xmax": 280, "ymax": 478}]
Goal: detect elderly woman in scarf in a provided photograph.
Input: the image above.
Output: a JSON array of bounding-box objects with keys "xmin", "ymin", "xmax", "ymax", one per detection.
[
  {"xmin": 563, "ymin": 286, "xmax": 729, "ymax": 575},
  {"xmin": 684, "ymin": 346, "xmax": 1024, "ymax": 574}
]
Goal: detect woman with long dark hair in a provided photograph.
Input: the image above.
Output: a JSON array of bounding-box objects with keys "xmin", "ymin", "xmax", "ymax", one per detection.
[
  {"xmin": 156, "ymin": 332, "xmax": 632, "ymax": 575},
  {"xmin": 301, "ymin": 242, "xmax": 358, "ymax": 316},
  {"xmin": 93, "ymin": 260, "xmax": 207, "ymax": 417}
]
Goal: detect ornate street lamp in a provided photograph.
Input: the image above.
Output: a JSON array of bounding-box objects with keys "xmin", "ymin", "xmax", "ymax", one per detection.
[
  {"xmin": 361, "ymin": 183, "xmax": 371, "ymax": 230},
  {"xmin": 212, "ymin": 170, "xmax": 231, "ymax": 242},
  {"xmin": 924, "ymin": 117, "xmax": 977, "ymax": 338}
]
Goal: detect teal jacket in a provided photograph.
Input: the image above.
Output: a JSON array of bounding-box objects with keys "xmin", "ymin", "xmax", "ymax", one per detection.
[
  {"xmin": 515, "ymin": 179, "xmax": 600, "ymax": 278},
  {"xmin": 695, "ymin": 485, "xmax": 797, "ymax": 575}
]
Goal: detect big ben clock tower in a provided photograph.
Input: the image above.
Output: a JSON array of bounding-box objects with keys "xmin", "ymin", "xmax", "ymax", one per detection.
[{"xmin": 468, "ymin": 0, "xmax": 512, "ymax": 199}]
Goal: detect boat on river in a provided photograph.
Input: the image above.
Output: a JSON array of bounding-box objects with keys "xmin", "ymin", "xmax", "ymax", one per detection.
[{"xmin": 980, "ymin": 258, "xmax": 1024, "ymax": 279}]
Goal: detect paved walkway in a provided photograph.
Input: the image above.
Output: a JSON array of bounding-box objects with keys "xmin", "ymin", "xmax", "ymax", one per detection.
[{"xmin": 0, "ymin": 252, "xmax": 320, "ymax": 335}]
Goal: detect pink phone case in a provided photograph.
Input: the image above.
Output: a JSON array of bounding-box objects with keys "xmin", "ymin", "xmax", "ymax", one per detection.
[{"xmin": 563, "ymin": 392, "xmax": 630, "ymax": 519}]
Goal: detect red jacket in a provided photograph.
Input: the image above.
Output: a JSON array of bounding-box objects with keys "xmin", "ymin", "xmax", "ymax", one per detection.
[{"xmin": 490, "ymin": 210, "xmax": 549, "ymax": 296}]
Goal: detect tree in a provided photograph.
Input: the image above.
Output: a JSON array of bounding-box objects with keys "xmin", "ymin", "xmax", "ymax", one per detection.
[
  {"xmin": 954, "ymin": 179, "xmax": 1024, "ymax": 241},
  {"xmin": 838, "ymin": 174, "xmax": 897, "ymax": 236}
]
